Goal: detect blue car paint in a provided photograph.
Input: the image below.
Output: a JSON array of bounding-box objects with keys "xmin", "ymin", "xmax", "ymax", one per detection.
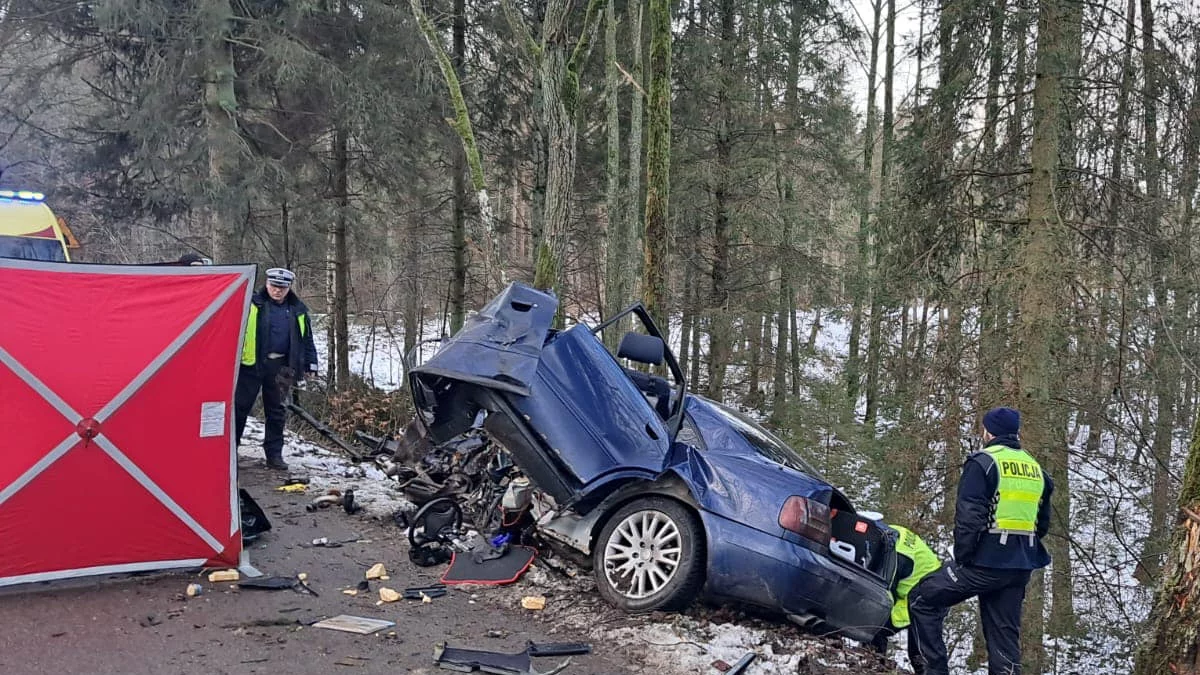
[
  {"xmin": 700, "ymin": 510, "xmax": 892, "ymax": 644},
  {"xmin": 414, "ymin": 283, "xmax": 557, "ymax": 396},
  {"xmin": 508, "ymin": 324, "xmax": 672, "ymax": 484},
  {"xmin": 409, "ymin": 282, "xmax": 893, "ymax": 640}
]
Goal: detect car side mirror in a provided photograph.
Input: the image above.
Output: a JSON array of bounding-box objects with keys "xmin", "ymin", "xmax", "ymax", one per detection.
[{"xmin": 617, "ymin": 332, "xmax": 665, "ymax": 365}]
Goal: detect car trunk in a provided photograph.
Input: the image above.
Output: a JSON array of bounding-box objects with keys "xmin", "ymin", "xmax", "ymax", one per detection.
[{"xmin": 826, "ymin": 496, "xmax": 895, "ymax": 583}]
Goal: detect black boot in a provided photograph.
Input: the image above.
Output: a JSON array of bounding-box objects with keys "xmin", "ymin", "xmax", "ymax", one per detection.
[{"xmin": 265, "ymin": 451, "xmax": 289, "ymax": 471}]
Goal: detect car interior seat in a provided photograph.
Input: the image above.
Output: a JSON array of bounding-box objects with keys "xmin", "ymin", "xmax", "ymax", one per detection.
[{"xmin": 617, "ymin": 332, "xmax": 673, "ymax": 420}]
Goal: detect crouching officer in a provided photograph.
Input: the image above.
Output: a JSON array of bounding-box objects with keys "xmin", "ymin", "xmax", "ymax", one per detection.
[
  {"xmin": 907, "ymin": 407, "xmax": 1054, "ymax": 675},
  {"xmin": 234, "ymin": 267, "xmax": 319, "ymax": 470},
  {"xmin": 873, "ymin": 523, "xmax": 941, "ymax": 675}
]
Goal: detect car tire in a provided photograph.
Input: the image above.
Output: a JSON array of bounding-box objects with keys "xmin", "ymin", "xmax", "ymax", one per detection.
[{"xmin": 592, "ymin": 496, "xmax": 705, "ymax": 612}]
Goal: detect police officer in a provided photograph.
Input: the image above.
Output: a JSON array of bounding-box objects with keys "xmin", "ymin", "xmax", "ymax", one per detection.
[
  {"xmin": 907, "ymin": 407, "xmax": 1054, "ymax": 675},
  {"xmin": 873, "ymin": 523, "xmax": 941, "ymax": 675},
  {"xmin": 234, "ymin": 268, "xmax": 319, "ymax": 470}
]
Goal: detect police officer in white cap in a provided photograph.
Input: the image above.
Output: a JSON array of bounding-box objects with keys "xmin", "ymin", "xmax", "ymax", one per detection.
[{"xmin": 234, "ymin": 267, "xmax": 319, "ymax": 470}]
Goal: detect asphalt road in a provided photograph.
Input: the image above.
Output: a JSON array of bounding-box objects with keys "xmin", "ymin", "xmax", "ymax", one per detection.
[{"xmin": 0, "ymin": 461, "xmax": 632, "ymax": 675}]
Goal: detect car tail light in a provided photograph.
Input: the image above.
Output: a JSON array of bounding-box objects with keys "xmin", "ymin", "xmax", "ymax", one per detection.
[{"xmin": 779, "ymin": 496, "xmax": 832, "ymax": 545}]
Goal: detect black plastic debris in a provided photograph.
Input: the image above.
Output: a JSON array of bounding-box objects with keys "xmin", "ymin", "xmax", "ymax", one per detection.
[
  {"xmin": 239, "ymin": 489, "xmax": 272, "ymax": 543},
  {"xmin": 403, "ymin": 584, "xmax": 448, "ymax": 600},
  {"xmin": 237, "ymin": 575, "xmax": 319, "ymax": 596},
  {"xmin": 432, "ymin": 641, "xmax": 578, "ymax": 675},
  {"xmin": 343, "ymin": 488, "xmax": 362, "ymax": 515},
  {"xmin": 441, "ymin": 545, "xmax": 536, "ymax": 586}
]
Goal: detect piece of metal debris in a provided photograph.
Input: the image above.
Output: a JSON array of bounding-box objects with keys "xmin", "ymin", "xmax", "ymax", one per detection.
[{"xmin": 727, "ymin": 653, "xmax": 757, "ymax": 675}]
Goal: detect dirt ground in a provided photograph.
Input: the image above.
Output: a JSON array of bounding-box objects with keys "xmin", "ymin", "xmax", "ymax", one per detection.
[{"xmin": 0, "ymin": 460, "xmax": 633, "ymax": 675}]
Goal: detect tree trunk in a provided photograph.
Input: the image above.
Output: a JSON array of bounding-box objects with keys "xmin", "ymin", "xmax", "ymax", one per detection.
[
  {"xmin": 706, "ymin": 0, "xmax": 734, "ymax": 401},
  {"xmin": 845, "ymin": 0, "xmax": 881, "ymax": 414},
  {"xmin": 981, "ymin": 0, "xmax": 1006, "ymax": 158},
  {"xmin": 202, "ymin": 0, "xmax": 241, "ymax": 263},
  {"xmin": 402, "ymin": 218, "xmax": 422, "ymax": 358},
  {"xmin": 1133, "ymin": 412, "xmax": 1200, "ymax": 675},
  {"xmin": 642, "ymin": 0, "xmax": 671, "ymax": 333},
  {"xmin": 603, "ymin": 0, "xmax": 626, "ymax": 349},
  {"xmin": 1138, "ymin": 0, "xmax": 1177, "ymax": 584},
  {"xmin": 449, "ymin": 0, "xmax": 468, "ymax": 335},
  {"xmin": 280, "ymin": 198, "xmax": 292, "ymax": 270},
  {"xmin": 332, "ymin": 127, "xmax": 351, "ymax": 389},
  {"xmin": 532, "ymin": 0, "xmax": 607, "ymax": 300},
  {"xmin": 747, "ymin": 313, "xmax": 764, "ymax": 406},
  {"xmin": 1019, "ymin": 0, "xmax": 1082, "ymax": 658},
  {"xmin": 679, "ymin": 257, "xmax": 695, "ymax": 380},
  {"xmin": 626, "ymin": 4, "xmax": 645, "ymax": 293},
  {"xmin": 325, "ymin": 219, "xmax": 337, "ymax": 386},
  {"xmin": 789, "ymin": 287, "xmax": 801, "ymax": 397},
  {"xmin": 772, "ymin": 266, "xmax": 789, "ymax": 420}
]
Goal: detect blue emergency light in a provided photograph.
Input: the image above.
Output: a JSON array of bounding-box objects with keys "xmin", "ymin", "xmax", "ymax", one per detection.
[{"xmin": 0, "ymin": 190, "xmax": 46, "ymax": 202}]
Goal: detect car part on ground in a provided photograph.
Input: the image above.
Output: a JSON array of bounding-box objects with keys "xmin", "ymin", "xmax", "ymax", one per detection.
[{"xmin": 432, "ymin": 641, "xmax": 573, "ymax": 675}]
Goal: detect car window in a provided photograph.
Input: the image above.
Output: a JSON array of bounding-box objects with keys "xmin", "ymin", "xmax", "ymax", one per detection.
[{"xmin": 708, "ymin": 402, "xmax": 822, "ymax": 478}]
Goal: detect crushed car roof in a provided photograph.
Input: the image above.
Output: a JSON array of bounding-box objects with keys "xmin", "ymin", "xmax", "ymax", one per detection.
[{"xmin": 411, "ymin": 283, "xmax": 558, "ymax": 396}]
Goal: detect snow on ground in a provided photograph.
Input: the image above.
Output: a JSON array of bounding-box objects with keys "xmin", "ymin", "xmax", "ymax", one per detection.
[{"xmin": 239, "ymin": 416, "xmax": 414, "ymax": 518}]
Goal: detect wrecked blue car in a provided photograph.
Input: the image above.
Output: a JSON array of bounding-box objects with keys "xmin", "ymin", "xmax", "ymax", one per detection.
[{"xmin": 408, "ymin": 283, "xmax": 896, "ymax": 643}]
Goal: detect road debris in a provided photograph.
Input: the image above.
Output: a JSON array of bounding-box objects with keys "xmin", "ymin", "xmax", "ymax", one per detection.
[
  {"xmin": 365, "ymin": 563, "xmax": 387, "ymax": 580},
  {"xmin": 186, "ymin": 583, "xmax": 203, "ymax": 597},
  {"xmin": 403, "ymin": 584, "xmax": 447, "ymax": 600},
  {"xmin": 379, "ymin": 587, "xmax": 401, "ymax": 602},
  {"xmin": 311, "ymin": 615, "xmax": 395, "ymax": 635},
  {"xmin": 275, "ymin": 483, "xmax": 307, "ymax": 494},
  {"xmin": 433, "ymin": 642, "xmax": 574, "ymax": 675},
  {"xmin": 726, "ymin": 653, "xmax": 757, "ymax": 675},
  {"xmin": 521, "ymin": 596, "xmax": 546, "ymax": 611},
  {"xmin": 139, "ymin": 614, "xmax": 163, "ymax": 628},
  {"xmin": 208, "ymin": 569, "xmax": 239, "ymax": 583}
]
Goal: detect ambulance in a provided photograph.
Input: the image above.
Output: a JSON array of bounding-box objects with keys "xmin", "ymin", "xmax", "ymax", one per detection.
[{"xmin": 0, "ymin": 189, "xmax": 79, "ymax": 261}]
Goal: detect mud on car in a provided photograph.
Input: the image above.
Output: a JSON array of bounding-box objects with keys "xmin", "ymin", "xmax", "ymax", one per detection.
[{"xmin": 406, "ymin": 283, "xmax": 897, "ymax": 644}]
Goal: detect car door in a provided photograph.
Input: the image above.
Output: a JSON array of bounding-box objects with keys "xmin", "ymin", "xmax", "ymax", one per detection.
[{"xmin": 506, "ymin": 323, "xmax": 672, "ymax": 489}]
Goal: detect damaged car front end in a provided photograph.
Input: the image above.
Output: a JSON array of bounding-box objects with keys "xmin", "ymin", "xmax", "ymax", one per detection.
[{"xmin": 407, "ymin": 283, "xmax": 896, "ymax": 644}]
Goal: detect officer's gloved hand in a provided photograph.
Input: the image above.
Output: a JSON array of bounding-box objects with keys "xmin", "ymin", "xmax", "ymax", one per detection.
[{"xmin": 276, "ymin": 366, "xmax": 297, "ymax": 390}]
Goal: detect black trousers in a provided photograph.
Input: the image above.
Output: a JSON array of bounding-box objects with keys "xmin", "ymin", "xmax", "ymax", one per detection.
[
  {"xmin": 873, "ymin": 623, "xmax": 926, "ymax": 675},
  {"xmin": 907, "ymin": 562, "xmax": 1031, "ymax": 675},
  {"xmin": 234, "ymin": 359, "xmax": 287, "ymax": 459}
]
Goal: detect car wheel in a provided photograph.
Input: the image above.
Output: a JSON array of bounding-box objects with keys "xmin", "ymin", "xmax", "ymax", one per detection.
[{"xmin": 592, "ymin": 496, "xmax": 705, "ymax": 612}]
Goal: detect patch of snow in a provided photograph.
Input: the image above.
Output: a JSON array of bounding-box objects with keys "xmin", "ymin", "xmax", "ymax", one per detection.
[{"xmin": 239, "ymin": 416, "xmax": 414, "ymax": 518}]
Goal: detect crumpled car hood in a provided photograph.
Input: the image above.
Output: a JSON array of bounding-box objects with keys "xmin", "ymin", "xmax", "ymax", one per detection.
[{"xmin": 410, "ymin": 283, "xmax": 558, "ymax": 396}]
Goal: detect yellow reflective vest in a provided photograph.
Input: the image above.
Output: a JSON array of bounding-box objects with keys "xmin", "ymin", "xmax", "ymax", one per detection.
[
  {"xmin": 241, "ymin": 302, "xmax": 311, "ymax": 366},
  {"xmin": 982, "ymin": 445, "xmax": 1045, "ymax": 538},
  {"xmin": 889, "ymin": 525, "xmax": 941, "ymax": 628}
]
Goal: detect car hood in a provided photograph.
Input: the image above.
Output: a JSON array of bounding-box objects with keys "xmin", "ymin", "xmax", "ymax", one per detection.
[{"xmin": 410, "ymin": 282, "xmax": 558, "ymax": 396}]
